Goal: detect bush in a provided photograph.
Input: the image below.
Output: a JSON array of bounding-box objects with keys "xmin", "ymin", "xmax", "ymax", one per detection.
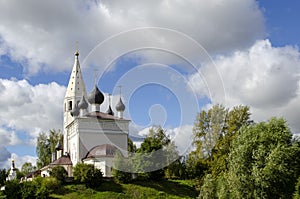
[
  {"xmin": 4, "ymin": 180, "xmax": 21, "ymax": 198},
  {"xmin": 73, "ymin": 163, "xmax": 103, "ymax": 188},
  {"xmin": 3, "ymin": 178, "xmax": 53, "ymax": 199},
  {"xmin": 50, "ymin": 166, "xmax": 68, "ymax": 183},
  {"xmin": 294, "ymin": 177, "xmax": 300, "ymax": 199},
  {"xmin": 41, "ymin": 177, "xmax": 63, "ymax": 194},
  {"xmin": 21, "ymin": 181, "xmax": 36, "ymax": 199},
  {"xmin": 112, "ymin": 168, "xmax": 132, "ymax": 183},
  {"xmin": 113, "ymin": 151, "xmax": 132, "ymax": 183}
]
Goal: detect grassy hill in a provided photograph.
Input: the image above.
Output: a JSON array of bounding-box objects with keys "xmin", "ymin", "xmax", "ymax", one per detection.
[{"xmin": 51, "ymin": 179, "xmax": 198, "ymax": 199}]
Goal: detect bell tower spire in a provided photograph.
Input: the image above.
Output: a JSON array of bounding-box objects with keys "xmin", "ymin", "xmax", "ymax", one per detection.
[{"xmin": 63, "ymin": 47, "xmax": 87, "ymax": 153}]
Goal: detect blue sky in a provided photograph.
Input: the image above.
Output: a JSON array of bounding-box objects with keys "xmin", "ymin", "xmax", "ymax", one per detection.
[{"xmin": 0, "ymin": 0, "xmax": 300, "ymax": 169}]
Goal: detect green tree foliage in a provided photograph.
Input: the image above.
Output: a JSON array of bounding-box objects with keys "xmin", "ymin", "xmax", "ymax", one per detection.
[
  {"xmin": 138, "ymin": 127, "xmax": 170, "ymax": 152},
  {"xmin": 3, "ymin": 177, "xmax": 61, "ymax": 199},
  {"xmin": 21, "ymin": 162, "xmax": 35, "ymax": 175},
  {"xmin": 112, "ymin": 150, "xmax": 132, "ymax": 183},
  {"xmin": 0, "ymin": 169, "xmax": 7, "ymax": 186},
  {"xmin": 135, "ymin": 126, "xmax": 176, "ymax": 180},
  {"xmin": 4, "ymin": 180, "xmax": 21, "ymax": 198},
  {"xmin": 50, "ymin": 166, "xmax": 68, "ymax": 183},
  {"xmin": 188, "ymin": 105, "xmax": 252, "ymax": 179},
  {"xmin": 36, "ymin": 129, "xmax": 62, "ymax": 168},
  {"xmin": 210, "ymin": 105, "xmax": 252, "ymax": 176},
  {"xmin": 200, "ymin": 117, "xmax": 300, "ymax": 199},
  {"xmin": 73, "ymin": 163, "xmax": 103, "ymax": 188},
  {"xmin": 128, "ymin": 137, "xmax": 137, "ymax": 153},
  {"xmin": 294, "ymin": 176, "xmax": 300, "ymax": 199},
  {"xmin": 193, "ymin": 104, "xmax": 227, "ymax": 159}
]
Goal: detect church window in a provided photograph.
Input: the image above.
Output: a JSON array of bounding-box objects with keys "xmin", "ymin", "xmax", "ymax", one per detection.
[
  {"xmin": 64, "ymin": 103, "xmax": 66, "ymax": 112},
  {"xmin": 68, "ymin": 101, "xmax": 72, "ymax": 111}
]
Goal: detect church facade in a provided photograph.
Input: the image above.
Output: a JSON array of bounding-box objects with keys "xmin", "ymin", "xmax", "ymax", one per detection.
[{"xmin": 48, "ymin": 50, "xmax": 129, "ymax": 177}]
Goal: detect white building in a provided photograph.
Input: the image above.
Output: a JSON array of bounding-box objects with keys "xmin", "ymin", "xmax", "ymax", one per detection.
[
  {"xmin": 6, "ymin": 158, "xmax": 17, "ymax": 181},
  {"xmin": 61, "ymin": 50, "xmax": 129, "ymax": 177}
]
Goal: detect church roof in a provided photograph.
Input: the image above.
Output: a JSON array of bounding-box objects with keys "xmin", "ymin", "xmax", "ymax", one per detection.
[
  {"xmin": 50, "ymin": 155, "xmax": 72, "ymax": 165},
  {"xmin": 86, "ymin": 111, "xmax": 122, "ymax": 120},
  {"xmin": 65, "ymin": 50, "xmax": 87, "ymax": 99},
  {"xmin": 83, "ymin": 144, "xmax": 118, "ymax": 159}
]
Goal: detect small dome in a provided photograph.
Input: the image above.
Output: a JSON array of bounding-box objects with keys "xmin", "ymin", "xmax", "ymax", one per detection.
[
  {"xmin": 70, "ymin": 104, "xmax": 79, "ymax": 117},
  {"xmin": 87, "ymin": 85, "xmax": 104, "ymax": 105},
  {"xmin": 106, "ymin": 105, "xmax": 114, "ymax": 116},
  {"xmin": 115, "ymin": 98, "xmax": 125, "ymax": 112},
  {"xmin": 55, "ymin": 141, "xmax": 63, "ymax": 151},
  {"xmin": 78, "ymin": 95, "xmax": 88, "ymax": 109}
]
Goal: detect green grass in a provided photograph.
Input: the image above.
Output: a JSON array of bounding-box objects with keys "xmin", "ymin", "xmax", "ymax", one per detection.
[{"xmin": 51, "ymin": 179, "xmax": 198, "ymax": 199}]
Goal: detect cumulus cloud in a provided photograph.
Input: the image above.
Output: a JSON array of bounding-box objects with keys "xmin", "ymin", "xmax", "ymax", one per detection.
[
  {"xmin": 0, "ymin": 78, "xmax": 65, "ymax": 167},
  {"xmin": 2, "ymin": 153, "xmax": 37, "ymax": 170},
  {"xmin": 0, "ymin": 146, "xmax": 11, "ymax": 169},
  {"xmin": 189, "ymin": 39, "xmax": 300, "ymax": 132},
  {"xmin": 0, "ymin": 79, "xmax": 65, "ymax": 138},
  {"xmin": 0, "ymin": 0, "xmax": 264, "ymax": 76},
  {"xmin": 167, "ymin": 125, "xmax": 194, "ymax": 155}
]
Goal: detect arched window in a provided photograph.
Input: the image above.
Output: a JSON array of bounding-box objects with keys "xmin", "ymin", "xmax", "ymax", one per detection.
[{"xmin": 68, "ymin": 101, "xmax": 72, "ymax": 111}]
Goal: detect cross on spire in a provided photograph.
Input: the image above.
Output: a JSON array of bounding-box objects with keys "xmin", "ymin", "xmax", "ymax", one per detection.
[
  {"xmin": 75, "ymin": 41, "xmax": 79, "ymax": 56},
  {"xmin": 93, "ymin": 68, "xmax": 98, "ymax": 86},
  {"xmin": 118, "ymin": 85, "xmax": 122, "ymax": 96}
]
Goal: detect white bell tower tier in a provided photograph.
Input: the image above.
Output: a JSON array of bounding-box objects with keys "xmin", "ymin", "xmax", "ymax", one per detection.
[{"xmin": 63, "ymin": 50, "xmax": 87, "ymax": 153}]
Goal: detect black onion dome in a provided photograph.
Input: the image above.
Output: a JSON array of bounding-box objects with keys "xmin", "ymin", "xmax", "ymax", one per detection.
[
  {"xmin": 70, "ymin": 103, "xmax": 79, "ymax": 117},
  {"xmin": 78, "ymin": 95, "xmax": 88, "ymax": 109},
  {"xmin": 106, "ymin": 105, "xmax": 114, "ymax": 116},
  {"xmin": 115, "ymin": 98, "xmax": 125, "ymax": 111},
  {"xmin": 87, "ymin": 85, "xmax": 104, "ymax": 105}
]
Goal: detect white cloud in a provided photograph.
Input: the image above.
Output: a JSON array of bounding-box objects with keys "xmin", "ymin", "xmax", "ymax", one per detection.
[
  {"xmin": 189, "ymin": 39, "xmax": 300, "ymax": 132},
  {"xmin": 3, "ymin": 153, "xmax": 37, "ymax": 170},
  {"xmin": 136, "ymin": 125, "xmax": 194, "ymax": 155},
  {"xmin": 0, "ymin": 146, "xmax": 11, "ymax": 169},
  {"xmin": 167, "ymin": 125, "xmax": 194, "ymax": 156},
  {"xmin": 0, "ymin": 129, "xmax": 21, "ymax": 146},
  {"xmin": 0, "ymin": 79, "xmax": 65, "ymax": 138},
  {"xmin": 0, "ymin": 0, "xmax": 264, "ymax": 76}
]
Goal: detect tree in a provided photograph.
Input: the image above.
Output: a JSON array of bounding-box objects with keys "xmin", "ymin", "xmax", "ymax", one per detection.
[
  {"xmin": 50, "ymin": 166, "xmax": 68, "ymax": 183},
  {"xmin": 36, "ymin": 129, "xmax": 62, "ymax": 168},
  {"xmin": 189, "ymin": 105, "xmax": 252, "ymax": 179},
  {"xmin": 193, "ymin": 104, "xmax": 227, "ymax": 159},
  {"xmin": 213, "ymin": 117, "xmax": 300, "ymax": 198},
  {"xmin": 21, "ymin": 162, "xmax": 35, "ymax": 175},
  {"xmin": 112, "ymin": 150, "xmax": 132, "ymax": 183},
  {"xmin": 294, "ymin": 177, "xmax": 300, "ymax": 199},
  {"xmin": 73, "ymin": 163, "xmax": 103, "ymax": 188},
  {"xmin": 135, "ymin": 126, "xmax": 172, "ymax": 180},
  {"xmin": 128, "ymin": 137, "xmax": 137, "ymax": 153},
  {"xmin": 0, "ymin": 169, "xmax": 7, "ymax": 186},
  {"xmin": 210, "ymin": 105, "xmax": 252, "ymax": 176}
]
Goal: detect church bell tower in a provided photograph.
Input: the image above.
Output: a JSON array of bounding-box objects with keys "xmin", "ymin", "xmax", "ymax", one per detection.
[{"xmin": 63, "ymin": 50, "xmax": 87, "ymax": 153}]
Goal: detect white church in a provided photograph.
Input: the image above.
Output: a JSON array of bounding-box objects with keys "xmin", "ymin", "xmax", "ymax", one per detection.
[{"xmin": 41, "ymin": 50, "xmax": 130, "ymax": 177}]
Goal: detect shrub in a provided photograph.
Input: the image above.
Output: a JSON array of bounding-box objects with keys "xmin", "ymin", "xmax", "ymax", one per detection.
[
  {"xmin": 73, "ymin": 163, "xmax": 103, "ymax": 188},
  {"xmin": 294, "ymin": 176, "xmax": 300, "ymax": 199},
  {"xmin": 50, "ymin": 166, "xmax": 68, "ymax": 183},
  {"xmin": 21, "ymin": 181, "xmax": 36, "ymax": 199},
  {"xmin": 4, "ymin": 180, "xmax": 21, "ymax": 198}
]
